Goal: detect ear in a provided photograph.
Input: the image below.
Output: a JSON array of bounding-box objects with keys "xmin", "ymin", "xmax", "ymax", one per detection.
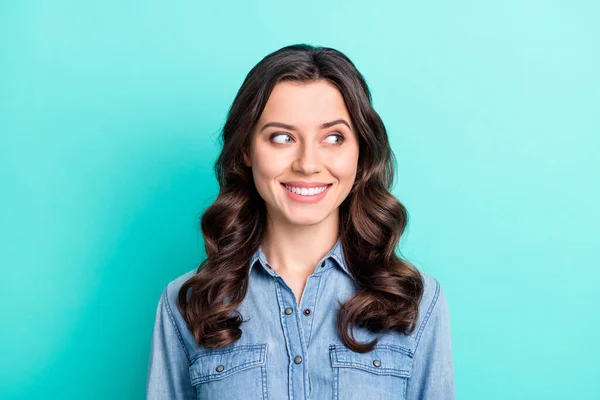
[{"xmin": 243, "ymin": 151, "xmax": 251, "ymax": 167}]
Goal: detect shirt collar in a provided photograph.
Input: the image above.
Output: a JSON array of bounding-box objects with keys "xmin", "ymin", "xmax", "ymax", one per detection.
[{"xmin": 249, "ymin": 236, "xmax": 351, "ymax": 278}]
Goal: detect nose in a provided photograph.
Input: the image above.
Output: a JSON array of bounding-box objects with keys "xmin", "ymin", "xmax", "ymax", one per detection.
[{"xmin": 292, "ymin": 141, "xmax": 322, "ymax": 175}]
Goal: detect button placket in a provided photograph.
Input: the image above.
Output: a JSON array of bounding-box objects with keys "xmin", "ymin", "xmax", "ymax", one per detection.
[
  {"xmin": 297, "ymin": 264, "xmax": 324, "ymax": 348},
  {"xmin": 274, "ymin": 282, "xmax": 307, "ymax": 399}
]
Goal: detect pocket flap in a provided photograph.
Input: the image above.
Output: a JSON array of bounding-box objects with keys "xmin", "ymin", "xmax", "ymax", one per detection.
[
  {"xmin": 329, "ymin": 343, "xmax": 413, "ymax": 378},
  {"xmin": 189, "ymin": 344, "xmax": 267, "ymax": 384}
]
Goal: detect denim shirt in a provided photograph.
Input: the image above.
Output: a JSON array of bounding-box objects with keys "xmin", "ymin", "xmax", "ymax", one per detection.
[{"xmin": 147, "ymin": 237, "xmax": 455, "ymax": 399}]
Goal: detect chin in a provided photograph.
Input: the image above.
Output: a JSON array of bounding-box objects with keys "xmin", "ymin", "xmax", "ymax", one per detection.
[{"xmin": 285, "ymin": 213, "xmax": 327, "ymax": 226}]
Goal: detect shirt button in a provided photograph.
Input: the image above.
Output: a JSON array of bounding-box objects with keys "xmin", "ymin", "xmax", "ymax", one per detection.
[
  {"xmin": 216, "ymin": 365, "xmax": 225, "ymax": 372},
  {"xmin": 294, "ymin": 355, "xmax": 303, "ymax": 364},
  {"xmin": 373, "ymin": 359, "xmax": 381, "ymax": 367},
  {"xmin": 284, "ymin": 307, "xmax": 293, "ymax": 315},
  {"xmin": 303, "ymin": 308, "xmax": 311, "ymax": 316},
  {"xmin": 321, "ymin": 261, "xmax": 326, "ymax": 268}
]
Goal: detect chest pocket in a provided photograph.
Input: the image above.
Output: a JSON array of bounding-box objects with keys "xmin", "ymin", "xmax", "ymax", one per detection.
[
  {"xmin": 189, "ymin": 343, "xmax": 268, "ymax": 400},
  {"xmin": 329, "ymin": 343, "xmax": 413, "ymax": 400}
]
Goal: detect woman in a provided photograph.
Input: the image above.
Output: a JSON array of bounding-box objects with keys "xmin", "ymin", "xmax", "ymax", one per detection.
[{"xmin": 147, "ymin": 44, "xmax": 455, "ymax": 399}]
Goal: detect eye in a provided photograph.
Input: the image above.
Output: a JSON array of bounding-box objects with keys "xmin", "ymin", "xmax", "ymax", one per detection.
[
  {"xmin": 270, "ymin": 133, "xmax": 293, "ymax": 144},
  {"xmin": 324, "ymin": 133, "xmax": 345, "ymax": 145},
  {"xmin": 269, "ymin": 132, "xmax": 345, "ymax": 145}
]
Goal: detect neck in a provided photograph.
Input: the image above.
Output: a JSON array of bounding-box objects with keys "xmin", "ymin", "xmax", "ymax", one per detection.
[{"xmin": 261, "ymin": 210, "xmax": 340, "ymax": 276}]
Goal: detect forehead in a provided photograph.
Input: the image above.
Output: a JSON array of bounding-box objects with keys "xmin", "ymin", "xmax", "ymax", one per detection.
[{"xmin": 258, "ymin": 80, "xmax": 351, "ymax": 125}]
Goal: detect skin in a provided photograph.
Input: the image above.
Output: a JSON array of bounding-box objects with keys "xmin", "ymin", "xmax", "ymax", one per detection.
[{"xmin": 243, "ymin": 79, "xmax": 360, "ymax": 305}]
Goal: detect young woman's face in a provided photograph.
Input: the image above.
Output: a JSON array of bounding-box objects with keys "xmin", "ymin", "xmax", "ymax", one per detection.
[{"xmin": 244, "ymin": 79, "xmax": 360, "ymax": 227}]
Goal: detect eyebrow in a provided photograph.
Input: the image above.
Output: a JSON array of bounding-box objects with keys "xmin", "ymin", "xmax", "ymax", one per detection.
[{"xmin": 259, "ymin": 119, "xmax": 352, "ymax": 133}]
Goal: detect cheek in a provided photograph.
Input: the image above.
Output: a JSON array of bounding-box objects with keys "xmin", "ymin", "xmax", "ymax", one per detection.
[
  {"xmin": 329, "ymin": 152, "xmax": 359, "ymax": 182},
  {"xmin": 253, "ymin": 149, "xmax": 284, "ymax": 178},
  {"xmin": 251, "ymin": 147, "xmax": 287, "ymax": 192}
]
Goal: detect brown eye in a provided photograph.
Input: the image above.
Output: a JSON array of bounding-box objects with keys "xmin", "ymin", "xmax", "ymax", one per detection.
[
  {"xmin": 270, "ymin": 133, "xmax": 293, "ymax": 144},
  {"xmin": 324, "ymin": 133, "xmax": 345, "ymax": 145}
]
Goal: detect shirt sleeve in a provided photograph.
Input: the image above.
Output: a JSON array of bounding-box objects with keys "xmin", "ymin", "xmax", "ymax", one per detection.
[
  {"xmin": 406, "ymin": 282, "xmax": 456, "ymax": 399},
  {"xmin": 146, "ymin": 288, "xmax": 196, "ymax": 400}
]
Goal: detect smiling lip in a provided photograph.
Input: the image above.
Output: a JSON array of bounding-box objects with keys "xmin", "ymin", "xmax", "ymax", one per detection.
[
  {"xmin": 280, "ymin": 182, "xmax": 332, "ymax": 204},
  {"xmin": 281, "ymin": 181, "xmax": 331, "ymax": 188}
]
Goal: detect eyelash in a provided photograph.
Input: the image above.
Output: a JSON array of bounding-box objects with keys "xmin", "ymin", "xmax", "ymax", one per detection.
[{"xmin": 269, "ymin": 132, "xmax": 345, "ymax": 145}]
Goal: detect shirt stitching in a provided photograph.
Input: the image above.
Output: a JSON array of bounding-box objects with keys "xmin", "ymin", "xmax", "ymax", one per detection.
[
  {"xmin": 275, "ymin": 282, "xmax": 295, "ymax": 400},
  {"xmin": 305, "ymin": 272, "xmax": 323, "ymax": 345},
  {"xmin": 412, "ymin": 277, "xmax": 440, "ymax": 356},
  {"xmin": 163, "ymin": 286, "xmax": 192, "ymax": 363}
]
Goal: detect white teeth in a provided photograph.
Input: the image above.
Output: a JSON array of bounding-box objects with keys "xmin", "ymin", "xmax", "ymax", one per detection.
[{"xmin": 284, "ymin": 184, "xmax": 329, "ymax": 196}]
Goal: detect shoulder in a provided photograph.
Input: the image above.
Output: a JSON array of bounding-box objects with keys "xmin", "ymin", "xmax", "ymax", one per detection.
[
  {"xmin": 159, "ymin": 267, "xmax": 200, "ymax": 329},
  {"xmin": 411, "ymin": 268, "xmax": 450, "ymax": 352},
  {"xmin": 164, "ymin": 267, "xmax": 199, "ymax": 307},
  {"xmin": 416, "ymin": 269, "xmax": 443, "ymax": 319},
  {"xmin": 404, "ymin": 268, "xmax": 455, "ymax": 397},
  {"xmin": 153, "ymin": 267, "xmax": 201, "ymax": 358}
]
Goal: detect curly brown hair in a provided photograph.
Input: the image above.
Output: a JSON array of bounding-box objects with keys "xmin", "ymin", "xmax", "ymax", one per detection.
[{"xmin": 178, "ymin": 44, "xmax": 424, "ymax": 353}]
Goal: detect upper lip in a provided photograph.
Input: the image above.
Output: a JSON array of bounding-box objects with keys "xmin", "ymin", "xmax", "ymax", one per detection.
[{"xmin": 281, "ymin": 181, "xmax": 332, "ymax": 188}]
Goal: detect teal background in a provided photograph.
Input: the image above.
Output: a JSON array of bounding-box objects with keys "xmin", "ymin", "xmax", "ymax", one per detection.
[{"xmin": 1, "ymin": 1, "xmax": 598, "ymax": 398}]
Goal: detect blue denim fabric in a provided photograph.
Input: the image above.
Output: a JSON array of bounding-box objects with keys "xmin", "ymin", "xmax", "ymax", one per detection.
[{"xmin": 147, "ymin": 237, "xmax": 455, "ymax": 399}]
